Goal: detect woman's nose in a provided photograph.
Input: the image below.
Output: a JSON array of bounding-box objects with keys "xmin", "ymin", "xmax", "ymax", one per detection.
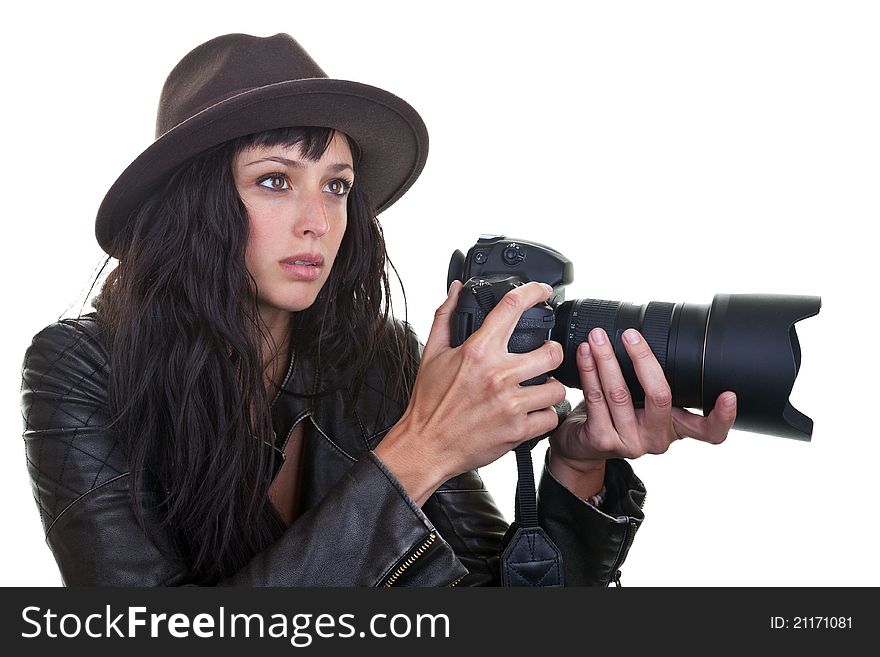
[{"xmin": 294, "ymin": 190, "xmax": 330, "ymax": 238}]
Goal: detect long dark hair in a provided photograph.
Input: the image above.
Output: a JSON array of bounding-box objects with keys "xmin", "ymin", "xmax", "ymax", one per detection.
[{"xmin": 92, "ymin": 127, "xmax": 416, "ymax": 583}]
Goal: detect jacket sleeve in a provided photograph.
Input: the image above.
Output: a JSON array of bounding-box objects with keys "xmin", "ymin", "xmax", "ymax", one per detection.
[
  {"xmin": 419, "ymin": 450, "xmax": 646, "ymax": 587},
  {"xmin": 21, "ymin": 319, "xmax": 468, "ymax": 587},
  {"xmin": 537, "ymin": 454, "xmax": 646, "ymax": 586}
]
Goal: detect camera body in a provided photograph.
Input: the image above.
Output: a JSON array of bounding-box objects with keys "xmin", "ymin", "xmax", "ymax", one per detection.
[
  {"xmin": 447, "ymin": 234, "xmax": 574, "ymax": 296},
  {"xmin": 447, "ymin": 236, "xmax": 568, "ymax": 384}
]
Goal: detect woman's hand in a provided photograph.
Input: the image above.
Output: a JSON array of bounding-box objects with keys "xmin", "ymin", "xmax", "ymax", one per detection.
[
  {"xmin": 548, "ymin": 326, "xmax": 737, "ymax": 498},
  {"xmin": 375, "ymin": 280, "xmax": 567, "ymax": 505}
]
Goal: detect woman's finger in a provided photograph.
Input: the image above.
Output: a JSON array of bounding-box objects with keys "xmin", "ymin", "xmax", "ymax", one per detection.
[
  {"xmin": 506, "ymin": 340, "xmax": 565, "ymax": 386},
  {"xmin": 475, "ymin": 281, "xmax": 553, "ymax": 349},
  {"xmin": 522, "ymin": 406, "xmax": 563, "ymax": 444},
  {"xmin": 574, "ymin": 342, "xmax": 617, "ymax": 444},
  {"xmin": 700, "ymin": 392, "xmax": 737, "ymax": 444},
  {"xmin": 620, "ymin": 328, "xmax": 674, "ymax": 447},
  {"xmin": 671, "ymin": 392, "xmax": 737, "ymax": 444},
  {"xmin": 421, "ymin": 280, "xmax": 463, "ymax": 360},
  {"xmin": 587, "ymin": 328, "xmax": 640, "ymax": 449},
  {"xmin": 512, "ymin": 377, "xmax": 568, "ymax": 415}
]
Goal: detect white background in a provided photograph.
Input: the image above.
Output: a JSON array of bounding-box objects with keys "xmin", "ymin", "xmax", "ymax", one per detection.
[{"xmin": 2, "ymin": 0, "xmax": 878, "ymax": 587}]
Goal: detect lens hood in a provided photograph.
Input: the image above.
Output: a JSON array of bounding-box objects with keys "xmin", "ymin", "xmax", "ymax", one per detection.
[{"xmin": 701, "ymin": 294, "xmax": 821, "ymax": 441}]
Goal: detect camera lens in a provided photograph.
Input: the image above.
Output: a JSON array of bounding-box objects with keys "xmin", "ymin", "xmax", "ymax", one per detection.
[{"xmin": 550, "ymin": 294, "xmax": 820, "ymax": 441}]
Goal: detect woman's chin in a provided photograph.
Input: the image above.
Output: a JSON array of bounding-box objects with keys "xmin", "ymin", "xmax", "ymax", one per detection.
[{"xmin": 257, "ymin": 293, "xmax": 320, "ymax": 317}]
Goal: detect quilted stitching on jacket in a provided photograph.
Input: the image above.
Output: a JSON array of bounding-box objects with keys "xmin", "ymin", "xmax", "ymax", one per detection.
[{"xmin": 21, "ymin": 318, "xmax": 127, "ymax": 534}]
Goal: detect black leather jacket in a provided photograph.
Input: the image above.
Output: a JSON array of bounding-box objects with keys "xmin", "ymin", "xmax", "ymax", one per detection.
[{"xmin": 21, "ymin": 315, "xmax": 646, "ymax": 586}]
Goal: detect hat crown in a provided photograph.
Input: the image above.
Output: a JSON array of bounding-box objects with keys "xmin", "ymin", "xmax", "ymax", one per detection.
[{"xmin": 156, "ymin": 33, "xmax": 327, "ymax": 138}]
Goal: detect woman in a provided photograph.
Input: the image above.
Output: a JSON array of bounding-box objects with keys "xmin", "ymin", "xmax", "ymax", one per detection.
[{"xmin": 20, "ymin": 33, "xmax": 737, "ymax": 586}]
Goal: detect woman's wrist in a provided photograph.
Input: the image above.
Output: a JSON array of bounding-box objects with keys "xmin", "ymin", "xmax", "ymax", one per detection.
[
  {"xmin": 373, "ymin": 422, "xmax": 448, "ymax": 507},
  {"xmin": 547, "ymin": 446, "xmax": 607, "ymax": 501}
]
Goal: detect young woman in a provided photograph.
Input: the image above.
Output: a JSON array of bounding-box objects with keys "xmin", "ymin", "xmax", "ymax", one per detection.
[{"xmin": 20, "ymin": 33, "xmax": 736, "ymax": 586}]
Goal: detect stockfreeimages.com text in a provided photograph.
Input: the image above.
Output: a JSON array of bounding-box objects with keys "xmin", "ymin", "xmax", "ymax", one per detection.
[{"xmin": 21, "ymin": 605, "xmax": 450, "ymax": 646}]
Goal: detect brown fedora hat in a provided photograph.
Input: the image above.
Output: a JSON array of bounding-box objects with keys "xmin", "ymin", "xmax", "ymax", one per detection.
[{"xmin": 96, "ymin": 33, "xmax": 429, "ymax": 257}]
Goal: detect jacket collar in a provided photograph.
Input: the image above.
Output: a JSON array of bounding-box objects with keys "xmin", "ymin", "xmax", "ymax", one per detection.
[{"xmin": 268, "ymin": 348, "xmax": 364, "ymax": 452}]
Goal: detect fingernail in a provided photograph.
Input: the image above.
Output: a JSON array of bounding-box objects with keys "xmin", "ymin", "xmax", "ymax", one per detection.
[
  {"xmin": 448, "ymin": 280, "xmax": 458, "ymax": 295},
  {"xmin": 590, "ymin": 328, "xmax": 606, "ymax": 345},
  {"xmin": 724, "ymin": 394, "xmax": 737, "ymax": 409},
  {"xmin": 579, "ymin": 342, "xmax": 591, "ymax": 358},
  {"xmin": 623, "ymin": 329, "xmax": 640, "ymax": 344}
]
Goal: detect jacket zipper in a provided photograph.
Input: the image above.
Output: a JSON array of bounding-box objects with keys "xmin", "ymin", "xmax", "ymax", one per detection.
[
  {"xmin": 609, "ymin": 486, "xmax": 647, "ymax": 587},
  {"xmin": 383, "ymin": 532, "xmax": 437, "ymax": 587}
]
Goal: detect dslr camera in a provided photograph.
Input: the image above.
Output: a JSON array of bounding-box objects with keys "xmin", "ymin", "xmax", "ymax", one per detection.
[{"xmin": 447, "ymin": 235, "xmax": 820, "ymax": 440}]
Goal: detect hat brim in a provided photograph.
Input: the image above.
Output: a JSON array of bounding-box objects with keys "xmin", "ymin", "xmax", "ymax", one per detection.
[{"xmin": 96, "ymin": 78, "xmax": 428, "ymax": 256}]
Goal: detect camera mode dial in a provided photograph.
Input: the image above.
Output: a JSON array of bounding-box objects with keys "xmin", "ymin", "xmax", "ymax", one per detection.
[{"xmin": 502, "ymin": 242, "xmax": 525, "ymax": 266}]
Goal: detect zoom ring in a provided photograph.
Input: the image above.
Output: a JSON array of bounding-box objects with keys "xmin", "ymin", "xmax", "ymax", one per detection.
[
  {"xmin": 641, "ymin": 301, "xmax": 674, "ymax": 371},
  {"xmin": 570, "ymin": 299, "xmax": 621, "ymax": 344}
]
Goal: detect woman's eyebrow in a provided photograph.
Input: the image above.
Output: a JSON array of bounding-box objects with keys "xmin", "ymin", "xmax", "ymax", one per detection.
[{"xmin": 244, "ymin": 156, "xmax": 353, "ymax": 174}]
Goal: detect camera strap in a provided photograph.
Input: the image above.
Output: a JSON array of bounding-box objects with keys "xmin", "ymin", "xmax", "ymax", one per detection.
[{"xmin": 499, "ymin": 438, "xmax": 564, "ymax": 587}]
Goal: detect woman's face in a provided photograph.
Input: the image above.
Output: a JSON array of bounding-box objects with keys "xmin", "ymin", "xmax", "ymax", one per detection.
[{"xmin": 233, "ymin": 132, "xmax": 353, "ymax": 323}]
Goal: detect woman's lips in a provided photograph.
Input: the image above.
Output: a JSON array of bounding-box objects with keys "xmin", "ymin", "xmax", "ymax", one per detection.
[
  {"xmin": 279, "ymin": 253, "xmax": 324, "ymax": 281},
  {"xmin": 279, "ymin": 261, "xmax": 322, "ymax": 281}
]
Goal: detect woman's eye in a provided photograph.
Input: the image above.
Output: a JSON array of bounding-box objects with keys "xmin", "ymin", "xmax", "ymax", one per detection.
[
  {"xmin": 323, "ymin": 179, "xmax": 353, "ymax": 196},
  {"xmin": 258, "ymin": 175, "xmax": 290, "ymax": 191}
]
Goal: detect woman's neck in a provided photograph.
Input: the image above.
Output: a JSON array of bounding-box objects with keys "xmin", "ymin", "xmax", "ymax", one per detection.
[{"xmin": 259, "ymin": 306, "xmax": 293, "ymax": 396}]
